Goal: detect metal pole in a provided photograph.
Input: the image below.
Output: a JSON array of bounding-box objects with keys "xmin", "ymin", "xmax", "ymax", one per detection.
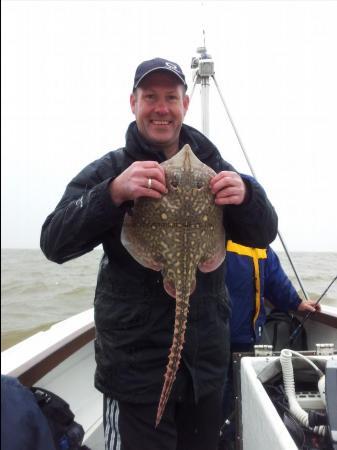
[
  {"xmin": 212, "ymin": 74, "xmax": 257, "ymax": 179},
  {"xmin": 289, "ymin": 275, "xmax": 337, "ymax": 344},
  {"xmin": 201, "ymin": 77, "xmax": 210, "ymax": 137},
  {"xmin": 188, "ymin": 75, "xmax": 198, "ymax": 103},
  {"xmin": 190, "ymin": 46, "xmax": 214, "ymax": 138},
  {"xmin": 277, "ymin": 231, "xmax": 309, "ymax": 300}
]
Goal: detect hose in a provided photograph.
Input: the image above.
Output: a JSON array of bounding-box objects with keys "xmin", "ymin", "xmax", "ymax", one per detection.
[{"xmin": 280, "ymin": 349, "xmax": 327, "ymax": 436}]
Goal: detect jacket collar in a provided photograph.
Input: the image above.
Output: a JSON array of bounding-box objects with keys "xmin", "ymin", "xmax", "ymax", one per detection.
[{"xmin": 124, "ymin": 121, "xmax": 219, "ymax": 163}]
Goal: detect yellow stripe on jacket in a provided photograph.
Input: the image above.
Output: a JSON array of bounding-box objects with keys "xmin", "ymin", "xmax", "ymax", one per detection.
[{"xmin": 226, "ymin": 240, "xmax": 267, "ymax": 326}]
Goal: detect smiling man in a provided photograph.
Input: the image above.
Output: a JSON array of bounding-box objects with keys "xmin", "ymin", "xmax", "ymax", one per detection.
[
  {"xmin": 41, "ymin": 57, "xmax": 278, "ymax": 450},
  {"xmin": 130, "ymin": 66, "xmax": 189, "ymax": 158}
]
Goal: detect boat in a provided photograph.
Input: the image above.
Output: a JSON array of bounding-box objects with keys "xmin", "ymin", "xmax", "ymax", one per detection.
[
  {"xmin": 2, "ymin": 305, "xmax": 336, "ymax": 449},
  {"xmin": 2, "ymin": 46, "xmax": 337, "ymax": 450}
]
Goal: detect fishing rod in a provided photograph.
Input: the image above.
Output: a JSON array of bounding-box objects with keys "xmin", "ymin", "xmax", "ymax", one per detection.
[
  {"xmin": 189, "ymin": 44, "xmax": 310, "ymax": 301},
  {"xmin": 288, "ymin": 275, "xmax": 337, "ymax": 345}
]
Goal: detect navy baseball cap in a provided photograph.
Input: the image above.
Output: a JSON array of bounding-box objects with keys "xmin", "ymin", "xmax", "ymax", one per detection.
[{"xmin": 133, "ymin": 57, "xmax": 187, "ymax": 90}]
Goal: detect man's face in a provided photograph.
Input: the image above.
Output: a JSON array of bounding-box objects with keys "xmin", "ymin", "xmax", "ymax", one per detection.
[{"xmin": 130, "ymin": 71, "xmax": 189, "ymax": 155}]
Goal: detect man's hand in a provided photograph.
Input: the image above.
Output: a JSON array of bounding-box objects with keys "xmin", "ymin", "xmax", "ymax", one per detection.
[
  {"xmin": 109, "ymin": 161, "xmax": 167, "ymax": 206},
  {"xmin": 210, "ymin": 171, "xmax": 247, "ymax": 206},
  {"xmin": 297, "ymin": 300, "xmax": 321, "ymax": 313}
]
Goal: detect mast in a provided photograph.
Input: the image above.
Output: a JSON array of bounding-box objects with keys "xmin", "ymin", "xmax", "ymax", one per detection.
[{"xmin": 190, "ymin": 47, "xmax": 214, "ymax": 137}]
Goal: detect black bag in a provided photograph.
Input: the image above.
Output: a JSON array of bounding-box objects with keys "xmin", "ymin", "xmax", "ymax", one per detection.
[
  {"xmin": 260, "ymin": 309, "xmax": 308, "ymax": 351},
  {"xmin": 31, "ymin": 387, "xmax": 90, "ymax": 450}
]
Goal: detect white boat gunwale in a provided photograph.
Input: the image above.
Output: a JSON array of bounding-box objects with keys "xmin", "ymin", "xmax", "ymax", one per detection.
[{"xmin": 1, "ymin": 308, "xmax": 95, "ymax": 386}]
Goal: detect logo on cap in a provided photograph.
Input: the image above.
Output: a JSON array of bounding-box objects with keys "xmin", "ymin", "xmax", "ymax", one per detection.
[{"xmin": 165, "ymin": 62, "xmax": 178, "ymax": 72}]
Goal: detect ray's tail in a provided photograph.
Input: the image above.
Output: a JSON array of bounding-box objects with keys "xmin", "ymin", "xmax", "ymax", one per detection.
[{"xmin": 155, "ymin": 287, "xmax": 190, "ymax": 427}]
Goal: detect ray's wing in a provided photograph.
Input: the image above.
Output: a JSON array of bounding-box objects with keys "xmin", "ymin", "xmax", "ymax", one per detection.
[
  {"xmin": 198, "ymin": 207, "xmax": 226, "ymax": 272},
  {"xmin": 121, "ymin": 197, "xmax": 165, "ymax": 271}
]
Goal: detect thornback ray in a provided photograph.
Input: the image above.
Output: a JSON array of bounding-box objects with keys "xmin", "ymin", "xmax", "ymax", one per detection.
[{"xmin": 121, "ymin": 144, "xmax": 226, "ymax": 426}]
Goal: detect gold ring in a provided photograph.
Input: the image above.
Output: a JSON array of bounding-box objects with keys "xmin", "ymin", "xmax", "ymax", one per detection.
[{"xmin": 147, "ymin": 178, "xmax": 152, "ymax": 189}]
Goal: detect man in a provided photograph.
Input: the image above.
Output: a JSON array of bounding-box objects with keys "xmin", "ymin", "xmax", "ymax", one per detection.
[
  {"xmin": 41, "ymin": 57, "xmax": 278, "ymax": 450},
  {"xmin": 219, "ymin": 241, "xmax": 319, "ymax": 449},
  {"xmin": 226, "ymin": 241, "xmax": 319, "ymax": 352}
]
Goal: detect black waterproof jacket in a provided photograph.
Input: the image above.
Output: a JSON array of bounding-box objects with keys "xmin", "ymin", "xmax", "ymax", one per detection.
[{"xmin": 41, "ymin": 122, "xmax": 278, "ymax": 403}]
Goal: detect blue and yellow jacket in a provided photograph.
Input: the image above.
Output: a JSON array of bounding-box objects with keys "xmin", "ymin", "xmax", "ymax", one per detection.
[{"xmin": 226, "ymin": 241, "xmax": 302, "ymax": 344}]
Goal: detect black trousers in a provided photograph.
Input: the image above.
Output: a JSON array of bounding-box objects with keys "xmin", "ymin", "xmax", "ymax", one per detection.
[{"xmin": 103, "ymin": 386, "xmax": 223, "ymax": 450}]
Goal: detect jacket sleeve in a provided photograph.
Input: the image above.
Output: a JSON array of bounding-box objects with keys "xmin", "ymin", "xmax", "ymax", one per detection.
[
  {"xmin": 40, "ymin": 153, "xmax": 128, "ymax": 264},
  {"xmin": 223, "ymin": 173, "xmax": 278, "ymax": 248},
  {"xmin": 263, "ymin": 248, "xmax": 302, "ymax": 311}
]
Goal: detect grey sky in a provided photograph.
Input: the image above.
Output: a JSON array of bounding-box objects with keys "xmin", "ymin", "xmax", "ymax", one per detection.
[{"xmin": 2, "ymin": 1, "xmax": 337, "ymax": 251}]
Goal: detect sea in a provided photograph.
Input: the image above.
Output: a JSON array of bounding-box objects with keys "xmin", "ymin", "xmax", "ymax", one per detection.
[{"xmin": 1, "ymin": 249, "xmax": 337, "ymax": 352}]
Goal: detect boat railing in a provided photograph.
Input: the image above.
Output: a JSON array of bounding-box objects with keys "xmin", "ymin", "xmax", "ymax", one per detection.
[{"xmin": 1, "ymin": 308, "xmax": 95, "ymax": 386}]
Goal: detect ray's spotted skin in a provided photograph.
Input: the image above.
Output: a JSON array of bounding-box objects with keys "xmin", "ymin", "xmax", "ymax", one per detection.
[{"xmin": 121, "ymin": 144, "xmax": 226, "ymax": 426}]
